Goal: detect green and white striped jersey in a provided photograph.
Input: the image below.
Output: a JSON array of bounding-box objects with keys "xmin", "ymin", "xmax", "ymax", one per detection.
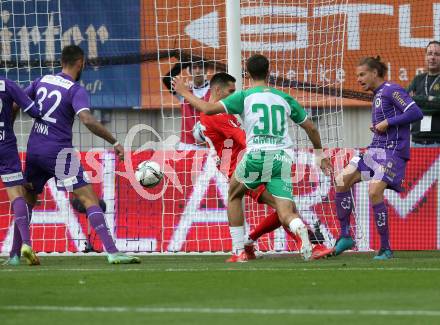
[{"xmin": 219, "ymin": 86, "xmax": 308, "ymax": 152}]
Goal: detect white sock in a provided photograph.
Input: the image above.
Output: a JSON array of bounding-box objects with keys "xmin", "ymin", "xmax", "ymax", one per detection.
[
  {"xmin": 229, "ymin": 226, "xmax": 244, "ymax": 255},
  {"xmin": 288, "ymin": 218, "xmax": 305, "ymax": 234}
]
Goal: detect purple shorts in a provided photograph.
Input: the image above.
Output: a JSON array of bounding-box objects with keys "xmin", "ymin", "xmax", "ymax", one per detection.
[
  {"xmin": 350, "ymin": 148, "xmax": 406, "ymax": 193},
  {"xmin": 24, "ymin": 149, "xmax": 89, "ymax": 194},
  {"xmin": 0, "ymin": 144, "xmax": 25, "ymax": 187}
]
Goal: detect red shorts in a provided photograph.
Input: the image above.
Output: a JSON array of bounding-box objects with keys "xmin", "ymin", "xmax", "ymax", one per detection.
[{"xmin": 246, "ymin": 184, "xmax": 266, "ymax": 203}]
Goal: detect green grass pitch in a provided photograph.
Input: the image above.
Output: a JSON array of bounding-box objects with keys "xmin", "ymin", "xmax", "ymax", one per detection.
[{"xmin": 1, "ymin": 251, "xmax": 440, "ymax": 325}]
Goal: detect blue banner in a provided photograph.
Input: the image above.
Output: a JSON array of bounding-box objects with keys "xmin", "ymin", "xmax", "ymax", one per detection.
[{"xmin": 1, "ymin": 0, "xmax": 141, "ymax": 108}]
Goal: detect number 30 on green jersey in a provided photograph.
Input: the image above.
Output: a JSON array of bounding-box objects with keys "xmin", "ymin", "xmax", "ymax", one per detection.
[{"xmin": 252, "ymin": 103, "xmax": 285, "ymax": 136}]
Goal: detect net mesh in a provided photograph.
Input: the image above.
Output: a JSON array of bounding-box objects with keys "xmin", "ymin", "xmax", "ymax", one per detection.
[
  {"xmin": 1, "ymin": 1, "xmax": 439, "ymax": 254},
  {"xmin": 155, "ymin": 0, "xmax": 350, "ymax": 252}
]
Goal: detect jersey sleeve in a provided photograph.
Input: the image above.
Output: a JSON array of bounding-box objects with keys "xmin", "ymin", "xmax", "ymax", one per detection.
[
  {"xmin": 286, "ymin": 95, "xmax": 308, "ymax": 124},
  {"xmin": 6, "ymin": 79, "xmax": 40, "ymax": 118},
  {"xmin": 219, "ymin": 91, "xmax": 245, "ymax": 114},
  {"xmin": 72, "ymin": 86, "xmax": 90, "ymax": 115},
  {"xmin": 24, "ymin": 78, "xmax": 40, "ymax": 100},
  {"xmin": 390, "ymin": 85, "xmax": 416, "ymax": 113}
]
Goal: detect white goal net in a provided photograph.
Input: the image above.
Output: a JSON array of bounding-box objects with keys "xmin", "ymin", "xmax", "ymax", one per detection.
[
  {"xmin": 155, "ymin": 0, "xmax": 354, "ymax": 253},
  {"xmin": 1, "ymin": 0, "xmax": 358, "ymax": 255}
]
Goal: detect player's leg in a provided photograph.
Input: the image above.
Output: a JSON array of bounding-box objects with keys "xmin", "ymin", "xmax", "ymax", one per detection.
[
  {"xmin": 73, "ymin": 184, "xmax": 140, "ymax": 264},
  {"xmin": 242, "ymin": 187, "xmax": 279, "ymax": 259},
  {"xmin": 246, "ymin": 188, "xmax": 331, "ymax": 259},
  {"xmin": 5, "ymin": 185, "xmax": 40, "ymax": 265},
  {"xmin": 369, "ymin": 151, "xmax": 407, "ymax": 259},
  {"xmin": 332, "ymin": 163, "xmax": 362, "ymax": 255},
  {"xmin": 8, "ymin": 153, "xmax": 51, "ymax": 265},
  {"xmin": 246, "ymin": 187, "xmax": 281, "ymax": 240},
  {"xmin": 5, "ymin": 188, "xmax": 39, "ymax": 266},
  {"xmin": 272, "ymin": 196, "xmax": 312, "ymax": 260},
  {"xmin": 369, "ymin": 181, "xmax": 393, "ymax": 260},
  {"xmin": 245, "ymin": 188, "xmax": 301, "ymax": 252},
  {"xmin": 263, "ymin": 151, "xmax": 313, "ymax": 260},
  {"xmin": 1, "ymin": 149, "xmax": 39, "ymax": 266},
  {"xmin": 225, "ymin": 174, "xmax": 248, "ymax": 262},
  {"xmin": 2, "ymin": 185, "xmax": 35, "ymax": 266}
]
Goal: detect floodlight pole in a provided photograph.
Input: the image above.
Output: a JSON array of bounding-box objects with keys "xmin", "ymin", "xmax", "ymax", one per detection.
[{"xmin": 226, "ymin": 0, "xmax": 242, "ymax": 90}]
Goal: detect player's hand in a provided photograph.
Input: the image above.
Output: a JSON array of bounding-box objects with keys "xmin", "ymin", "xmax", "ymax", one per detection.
[
  {"xmin": 369, "ymin": 124, "xmax": 375, "ymax": 133},
  {"xmin": 171, "ymin": 76, "xmax": 188, "ymax": 95},
  {"xmin": 320, "ymin": 157, "xmax": 333, "ymax": 176},
  {"xmin": 114, "ymin": 143, "xmax": 125, "ymax": 161},
  {"xmin": 314, "ymin": 150, "xmax": 332, "ymax": 176},
  {"xmin": 375, "ymin": 120, "xmax": 389, "ymax": 133}
]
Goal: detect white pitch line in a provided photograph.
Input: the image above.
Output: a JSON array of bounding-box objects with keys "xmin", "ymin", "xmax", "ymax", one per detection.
[
  {"xmin": 1, "ymin": 267, "xmax": 440, "ymax": 273},
  {"xmin": 1, "ymin": 305, "xmax": 440, "ymax": 317}
]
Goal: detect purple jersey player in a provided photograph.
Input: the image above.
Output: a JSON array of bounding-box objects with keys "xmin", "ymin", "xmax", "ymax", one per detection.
[
  {"xmin": 1, "ymin": 77, "xmax": 41, "ymax": 266},
  {"xmin": 8, "ymin": 45, "xmax": 140, "ymax": 265},
  {"xmin": 332, "ymin": 56, "xmax": 423, "ymax": 260}
]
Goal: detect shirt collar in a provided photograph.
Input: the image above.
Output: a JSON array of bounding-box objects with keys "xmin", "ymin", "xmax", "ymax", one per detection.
[
  {"xmin": 57, "ymin": 72, "xmax": 75, "ymax": 82},
  {"xmin": 373, "ymin": 82, "xmax": 386, "ymax": 95},
  {"xmin": 193, "ymin": 80, "xmax": 209, "ymax": 90}
]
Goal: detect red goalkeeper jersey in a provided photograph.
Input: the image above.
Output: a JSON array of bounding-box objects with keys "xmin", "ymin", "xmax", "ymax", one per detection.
[
  {"xmin": 179, "ymin": 83, "xmax": 210, "ymax": 145},
  {"xmin": 200, "ymin": 112, "xmax": 246, "ymax": 178}
]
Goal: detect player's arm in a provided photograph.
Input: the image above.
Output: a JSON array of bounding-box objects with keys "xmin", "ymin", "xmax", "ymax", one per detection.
[
  {"xmin": 300, "ymin": 119, "xmax": 332, "ymax": 176},
  {"xmin": 78, "ymin": 110, "xmax": 124, "ymax": 160},
  {"xmin": 73, "ymin": 86, "xmax": 124, "ymax": 160},
  {"xmin": 6, "ymin": 79, "xmax": 41, "ymax": 118},
  {"xmin": 375, "ymin": 88, "xmax": 423, "ymax": 132},
  {"xmin": 287, "ymin": 95, "xmax": 332, "ymax": 175},
  {"xmin": 300, "ymin": 119, "xmax": 323, "ymax": 149},
  {"xmin": 172, "ymin": 76, "xmax": 225, "ymax": 115}
]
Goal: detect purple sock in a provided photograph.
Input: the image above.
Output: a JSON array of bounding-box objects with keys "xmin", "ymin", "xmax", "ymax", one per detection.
[
  {"xmin": 335, "ymin": 191, "xmax": 353, "ymax": 237},
  {"xmin": 10, "ymin": 223, "xmax": 22, "ymax": 258},
  {"xmin": 10, "ymin": 203, "xmax": 33, "ymax": 258},
  {"xmin": 87, "ymin": 205, "xmax": 118, "ymax": 254},
  {"xmin": 11, "ymin": 197, "xmax": 31, "ymax": 247},
  {"xmin": 373, "ymin": 202, "xmax": 391, "ymax": 250}
]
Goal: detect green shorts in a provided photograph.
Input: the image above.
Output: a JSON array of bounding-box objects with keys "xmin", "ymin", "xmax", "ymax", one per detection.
[{"xmin": 234, "ymin": 150, "xmax": 293, "ymax": 201}]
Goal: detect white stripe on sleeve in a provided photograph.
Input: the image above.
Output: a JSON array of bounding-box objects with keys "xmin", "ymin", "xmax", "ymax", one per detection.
[
  {"xmin": 403, "ymin": 101, "xmax": 415, "ymax": 112},
  {"xmin": 76, "ymin": 107, "xmax": 90, "ymax": 115}
]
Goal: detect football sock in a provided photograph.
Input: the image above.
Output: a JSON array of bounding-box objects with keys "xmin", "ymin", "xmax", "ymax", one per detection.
[
  {"xmin": 87, "ymin": 205, "xmax": 118, "ymax": 254},
  {"xmin": 10, "ymin": 202, "xmax": 34, "ymax": 258},
  {"xmin": 248, "ymin": 212, "xmax": 281, "ymax": 241},
  {"xmin": 373, "ymin": 202, "xmax": 391, "ymax": 250},
  {"xmin": 229, "ymin": 226, "xmax": 244, "ymax": 255},
  {"xmin": 12, "ymin": 197, "xmax": 31, "ymax": 247},
  {"xmin": 288, "ymin": 218, "xmax": 306, "ymax": 235},
  {"xmin": 335, "ymin": 191, "xmax": 352, "ymax": 237},
  {"xmin": 10, "ymin": 203, "xmax": 33, "ymax": 258}
]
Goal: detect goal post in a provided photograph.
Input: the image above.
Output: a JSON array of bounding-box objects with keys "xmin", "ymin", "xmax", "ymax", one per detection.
[{"xmin": 226, "ymin": 0, "xmax": 242, "ymax": 90}]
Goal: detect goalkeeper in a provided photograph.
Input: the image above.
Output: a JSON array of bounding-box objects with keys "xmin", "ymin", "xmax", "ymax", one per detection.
[
  {"xmin": 173, "ymin": 54, "xmax": 332, "ymax": 262},
  {"xmin": 163, "ymin": 59, "xmax": 210, "ymax": 150}
]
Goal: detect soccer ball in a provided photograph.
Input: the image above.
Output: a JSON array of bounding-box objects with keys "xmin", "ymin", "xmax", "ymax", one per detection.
[
  {"xmin": 135, "ymin": 161, "xmax": 164, "ymax": 188},
  {"xmin": 192, "ymin": 121, "xmax": 206, "ymax": 144}
]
